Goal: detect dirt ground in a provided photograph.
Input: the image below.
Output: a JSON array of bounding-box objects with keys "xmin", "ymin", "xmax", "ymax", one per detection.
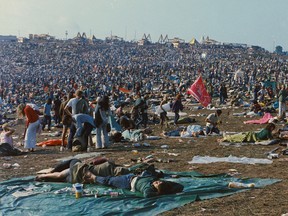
[{"xmin": 1, "ymin": 106, "xmax": 288, "ymax": 216}]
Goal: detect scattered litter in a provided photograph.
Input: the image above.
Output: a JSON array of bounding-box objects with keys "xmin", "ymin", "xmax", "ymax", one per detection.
[
  {"xmin": 156, "ymin": 158, "xmax": 176, "ymax": 163},
  {"xmin": 189, "ymin": 155, "xmax": 273, "ymax": 164},
  {"xmin": 267, "ymin": 153, "xmax": 279, "ymax": 159},
  {"xmin": 54, "ymin": 187, "xmax": 73, "ymax": 194},
  {"xmin": 143, "ymin": 143, "xmax": 150, "ymax": 147},
  {"xmin": 167, "ymin": 153, "xmax": 179, "ymax": 156},
  {"xmin": 3, "ymin": 156, "xmax": 12, "ymax": 161},
  {"xmin": 3, "ymin": 163, "xmax": 12, "ymax": 169},
  {"xmin": 146, "ymin": 136, "xmax": 161, "ymax": 140},
  {"xmin": 12, "ymin": 163, "xmax": 20, "ymax": 168},
  {"xmin": 133, "ymin": 143, "xmax": 141, "ymax": 147},
  {"xmin": 188, "ymin": 166, "xmax": 198, "ymax": 170},
  {"xmin": 161, "ymin": 145, "xmax": 169, "ymax": 149},
  {"xmin": 228, "ymin": 169, "xmax": 241, "ymax": 176},
  {"xmin": 131, "ymin": 150, "xmax": 138, "ymax": 155},
  {"xmin": 228, "ymin": 182, "xmax": 255, "ymax": 188},
  {"xmin": 264, "ymin": 147, "xmax": 280, "ymax": 155},
  {"xmin": 145, "ymin": 155, "xmax": 153, "ymax": 159}
]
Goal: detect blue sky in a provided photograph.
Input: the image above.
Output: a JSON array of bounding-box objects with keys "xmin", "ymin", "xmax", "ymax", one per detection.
[{"xmin": 1, "ymin": 0, "xmax": 287, "ymax": 51}]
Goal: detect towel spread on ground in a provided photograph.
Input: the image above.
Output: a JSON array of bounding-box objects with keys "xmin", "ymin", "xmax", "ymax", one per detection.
[{"xmin": 244, "ymin": 112, "xmax": 273, "ymax": 124}]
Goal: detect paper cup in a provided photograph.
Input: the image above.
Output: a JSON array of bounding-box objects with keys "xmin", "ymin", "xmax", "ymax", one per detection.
[{"xmin": 73, "ymin": 183, "xmax": 83, "ymax": 198}]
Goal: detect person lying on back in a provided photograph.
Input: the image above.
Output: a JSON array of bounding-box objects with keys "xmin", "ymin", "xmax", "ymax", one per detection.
[{"xmin": 82, "ymin": 170, "xmax": 184, "ymax": 198}]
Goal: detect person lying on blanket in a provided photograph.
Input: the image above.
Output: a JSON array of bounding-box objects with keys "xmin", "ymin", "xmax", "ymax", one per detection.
[
  {"xmin": 82, "ymin": 170, "xmax": 184, "ymax": 198},
  {"xmin": 35, "ymin": 158, "xmax": 163, "ymax": 184},
  {"xmin": 217, "ymin": 123, "xmax": 276, "ymax": 143}
]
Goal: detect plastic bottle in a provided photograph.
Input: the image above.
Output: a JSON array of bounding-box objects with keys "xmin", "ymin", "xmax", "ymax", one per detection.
[{"xmin": 228, "ymin": 182, "xmax": 255, "ymax": 188}]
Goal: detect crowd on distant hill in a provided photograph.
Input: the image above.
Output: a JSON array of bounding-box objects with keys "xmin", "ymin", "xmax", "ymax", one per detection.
[{"xmin": 0, "ymin": 39, "xmax": 288, "ymax": 115}]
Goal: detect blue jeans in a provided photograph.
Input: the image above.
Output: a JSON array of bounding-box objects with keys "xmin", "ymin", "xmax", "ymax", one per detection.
[
  {"xmin": 219, "ymin": 95, "xmax": 225, "ymax": 104},
  {"xmin": 95, "ymin": 173, "xmax": 135, "ymax": 189},
  {"xmin": 42, "ymin": 115, "xmax": 51, "ymax": 130},
  {"xmin": 206, "ymin": 126, "xmax": 220, "ymax": 134},
  {"xmin": 174, "ymin": 112, "xmax": 179, "ymax": 124},
  {"xmin": 96, "ymin": 123, "xmax": 109, "ymax": 148},
  {"xmin": 67, "ymin": 124, "xmax": 76, "ymax": 150}
]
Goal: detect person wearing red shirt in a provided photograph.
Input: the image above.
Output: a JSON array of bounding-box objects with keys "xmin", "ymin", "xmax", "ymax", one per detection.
[{"xmin": 17, "ymin": 103, "xmax": 41, "ymax": 152}]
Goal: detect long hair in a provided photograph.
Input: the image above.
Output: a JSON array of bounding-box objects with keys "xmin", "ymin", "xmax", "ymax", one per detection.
[
  {"xmin": 16, "ymin": 104, "xmax": 26, "ymax": 117},
  {"xmin": 175, "ymin": 94, "xmax": 181, "ymax": 100},
  {"xmin": 265, "ymin": 123, "xmax": 276, "ymax": 131}
]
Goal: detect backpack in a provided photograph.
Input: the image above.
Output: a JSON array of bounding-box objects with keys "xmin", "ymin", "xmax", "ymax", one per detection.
[{"xmin": 75, "ymin": 98, "xmax": 89, "ymax": 114}]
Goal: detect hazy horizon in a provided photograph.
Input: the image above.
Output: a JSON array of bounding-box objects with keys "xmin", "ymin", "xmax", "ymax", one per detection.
[{"xmin": 1, "ymin": 0, "xmax": 287, "ymax": 51}]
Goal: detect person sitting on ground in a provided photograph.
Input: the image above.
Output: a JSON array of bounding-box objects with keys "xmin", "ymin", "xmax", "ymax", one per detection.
[
  {"xmin": 218, "ymin": 123, "xmax": 276, "ymax": 143},
  {"xmin": 0, "ymin": 123, "xmax": 15, "ymax": 147},
  {"xmin": 119, "ymin": 114, "xmax": 135, "ymax": 130},
  {"xmin": 82, "ymin": 170, "xmax": 184, "ymax": 198},
  {"xmin": 205, "ymin": 109, "xmax": 222, "ymax": 135},
  {"xmin": 0, "ymin": 123, "xmax": 24, "ymax": 156},
  {"xmin": 115, "ymin": 103, "xmax": 125, "ymax": 121},
  {"xmin": 250, "ymin": 100, "xmax": 263, "ymax": 114}
]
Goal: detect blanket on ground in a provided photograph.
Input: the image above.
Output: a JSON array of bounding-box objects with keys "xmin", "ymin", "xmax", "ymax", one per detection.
[
  {"xmin": 244, "ymin": 112, "xmax": 273, "ymax": 124},
  {"xmin": 0, "ymin": 171, "xmax": 280, "ymax": 216}
]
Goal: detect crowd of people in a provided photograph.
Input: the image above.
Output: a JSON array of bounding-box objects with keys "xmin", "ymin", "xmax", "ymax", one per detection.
[
  {"xmin": 0, "ymin": 39, "xmax": 287, "ymax": 149},
  {"xmin": 1, "ymin": 37, "xmax": 288, "ymax": 199}
]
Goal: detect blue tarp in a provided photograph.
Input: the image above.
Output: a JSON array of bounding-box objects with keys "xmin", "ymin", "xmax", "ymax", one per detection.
[{"xmin": 0, "ymin": 171, "xmax": 280, "ymax": 216}]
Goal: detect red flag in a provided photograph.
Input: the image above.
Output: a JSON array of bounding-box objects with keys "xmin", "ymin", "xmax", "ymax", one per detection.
[
  {"xmin": 119, "ymin": 87, "xmax": 131, "ymax": 94},
  {"xmin": 187, "ymin": 76, "xmax": 211, "ymax": 107}
]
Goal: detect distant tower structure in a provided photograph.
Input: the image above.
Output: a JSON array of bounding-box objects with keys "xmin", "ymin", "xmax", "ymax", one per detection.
[
  {"xmin": 65, "ymin": 30, "xmax": 68, "ymax": 40},
  {"xmin": 158, "ymin": 34, "xmax": 169, "ymax": 44}
]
